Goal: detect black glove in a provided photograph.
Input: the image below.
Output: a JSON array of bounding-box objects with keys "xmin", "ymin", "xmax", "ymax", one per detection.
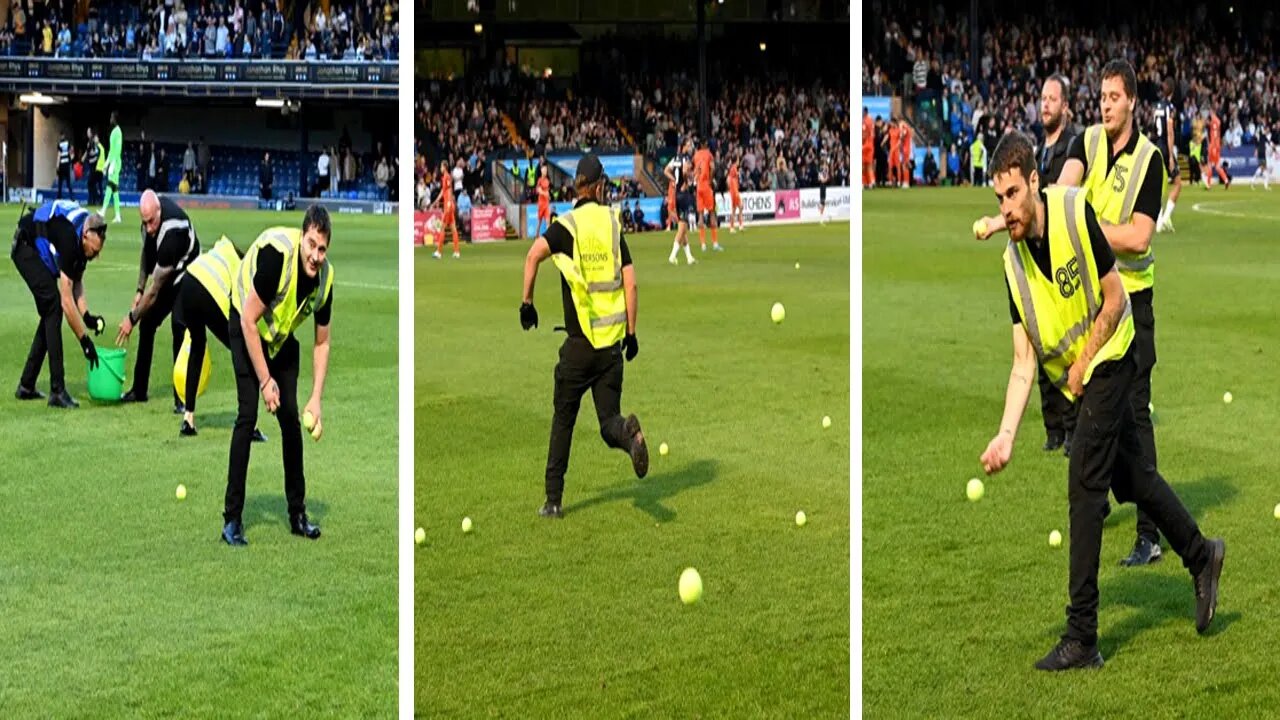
[
  {"xmin": 82, "ymin": 311, "xmax": 105, "ymax": 336},
  {"xmin": 623, "ymin": 332, "xmax": 639, "ymax": 361},
  {"xmin": 520, "ymin": 302, "xmax": 538, "ymax": 330},
  {"xmin": 80, "ymin": 336, "xmax": 99, "ymax": 370}
]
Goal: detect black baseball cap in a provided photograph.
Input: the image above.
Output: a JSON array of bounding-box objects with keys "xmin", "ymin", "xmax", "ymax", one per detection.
[{"xmin": 576, "ymin": 153, "xmax": 604, "ymax": 183}]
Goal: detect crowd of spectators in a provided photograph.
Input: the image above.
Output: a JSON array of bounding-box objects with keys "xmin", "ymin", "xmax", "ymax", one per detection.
[
  {"xmin": 864, "ymin": 5, "xmax": 1280, "ymax": 187},
  {"xmin": 0, "ymin": 0, "xmax": 398, "ymax": 60},
  {"xmin": 625, "ymin": 74, "xmax": 851, "ymax": 191}
]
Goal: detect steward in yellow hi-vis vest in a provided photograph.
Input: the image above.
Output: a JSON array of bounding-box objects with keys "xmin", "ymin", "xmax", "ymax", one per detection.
[
  {"xmin": 520, "ymin": 153, "xmax": 649, "ymax": 518},
  {"xmin": 172, "ymin": 235, "xmax": 267, "ymax": 443},
  {"xmin": 220, "ymin": 205, "xmax": 335, "ymax": 547},
  {"xmin": 978, "ymin": 130, "xmax": 1223, "ymax": 673},
  {"xmin": 1004, "ymin": 186, "xmax": 1134, "ymax": 401},
  {"xmin": 1077, "ymin": 121, "xmax": 1164, "ymax": 294},
  {"xmin": 1061, "ymin": 59, "xmax": 1168, "ymax": 566}
]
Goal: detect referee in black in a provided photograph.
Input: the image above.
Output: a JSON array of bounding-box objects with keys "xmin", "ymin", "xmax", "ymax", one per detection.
[
  {"xmin": 11, "ymin": 202, "xmax": 108, "ymax": 408},
  {"xmin": 116, "ymin": 190, "xmax": 200, "ymax": 411},
  {"xmin": 520, "ymin": 153, "xmax": 648, "ymax": 519}
]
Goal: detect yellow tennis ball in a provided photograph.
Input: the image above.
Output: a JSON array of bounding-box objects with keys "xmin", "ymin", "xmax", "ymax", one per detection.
[
  {"xmin": 175, "ymin": 484, "xmax": 187, "ymax": 501},
  {"xmin": 795, "ymin": 510, "xmax": 807, "ymax": 527},
  {"xmin": 771, "ymin": 302, "xmax": 785, "ymax": 324},
  {"xmin": 1049, "ymin": 530, "xmax": 1063, "ymax": 547},
  {"xmin": 414, "ymin": 527, "xmax": 426, "ymax": 545},
  {"xmin": 972, "ymin": 219, "xmax": 987, "ymax": 238},
  {"xmin": 679, "ymin": 567, "xmax": 703, "ymax": 605},
  {"xmin": 302, "ymin": 411, "xmax": 316, "ymax": 431},
  {"xmin": 461, "ymin": 517, "xmax": 473, "ymax": 533},
  {"xmin": 966, "ymin": 478, "xmax": 984, "ymax": 501}
]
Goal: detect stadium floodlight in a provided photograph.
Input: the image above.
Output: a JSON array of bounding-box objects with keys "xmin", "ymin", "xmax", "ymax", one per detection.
[
  {"xmin": 759, "ymin": 42, "xmax": 767, "ymax": 51},
  {"xmin": 19, "ymin": 93, "xmax": 62, "ymax": 105},
  {"xmin": 256, "ymin": 98, "xmax": 286, "ymax": 109},
  {"xmin": 474, "ymin": 23, "xmax": 483, "ymax": 34}
]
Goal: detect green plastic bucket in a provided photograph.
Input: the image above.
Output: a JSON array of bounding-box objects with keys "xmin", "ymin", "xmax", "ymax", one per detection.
[{"xmin": 87, "ymin": 347, "xmax": 127, "ymax": 402}]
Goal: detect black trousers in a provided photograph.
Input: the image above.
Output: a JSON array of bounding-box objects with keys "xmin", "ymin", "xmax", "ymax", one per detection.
[
  {"xmin": 1037, "ymin": 365, "xmax": 1077, "ymax": 436},
  {"xmin": 544, "ymin": 336, "xmax": 632, "ymax": 505},
  {"xmin": 1126, "ymin": 290, "xmax": 1161, "ymax": 543},
  {"xmin": 1064, "ymin": 344, "xmax": 1209, "ymax": 646},
  {"xmin": 224, "ymin": 310, "xmax": 305, "ymax": 523},
  {"xmin": 12, "ymin": 243, "xmax": 66, "ymax": 393},
  {"xmin": 172, "ymin": 279, "xmax": 228, "ymax": 413},
  {"xmin": 130, "ymin": 275, "xmax": 185, "ymax": 403},
  {"xmin": 56, "ymin": 166, "xmax": 71, "ymax": 198},
  {"xmin": 88, "ymin": 170, "xmax": 103, "ymax": 206}
]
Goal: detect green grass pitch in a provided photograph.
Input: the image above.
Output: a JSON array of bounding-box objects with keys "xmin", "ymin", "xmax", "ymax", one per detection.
[
  {"xmin": 0, "ymin": 205, "xmax": 397, "ymax": 717},
  {"xmin": 864, "ymin": 186, "xmax": 1280, "ymax": 717},
  {"xmin": 416, "ymin": 223, "xmax": 851, "ymax": 716}
]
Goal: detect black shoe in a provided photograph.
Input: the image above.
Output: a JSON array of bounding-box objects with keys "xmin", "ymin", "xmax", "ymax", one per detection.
[
  {"xmin": 1034, "ymin": 639, "xmax": 1104, "ymax": 671},
  {"xmin": 221, "ymin": 520, "xmax": 248, "ymax": 546},
  {"xmin": 15, "ymin": 384, "xmax": 45, "ymax": 401},
  {"xmin": 252, "ymin": 428, "xmax": 268, "ymax": 443},
  {"xmin": 1042, "ymin": 431, "xmax": 1064, "ymax": 452},
  {"xmin": 120, "ymin": 389, "xmax": 147, "ymax": 403},
  {"xmin": 1062, "ymin": 430, "xmax": 1073, "ymax": 457},
  {"xmin": 173, "ymin": 401, "xmax": 185, "ymax": 415},
  {"xmin": 1195, "ymin": 538, "xmax": 1226, "ymax": 634},
  {"xmin": 539, "ymin": 502, "xmax": 564, "ymax": 519},
  {"xmin": 290, "ymin": 513, "xmax": 321, "ymax": 539},
  {"xmin": 180, "ymin": 420, "xmax": 198, "ymax": 437},
  {"xmin": 624, "ymin": 414, "xmax": 648, "ymax": 479},
  {"xmin": 48, "ymin": 389, "xmax": 79, "ymax": 409},
  {"xmin": 1120, "ymin": 536, "xmax": 1163, "ymax": 566}
]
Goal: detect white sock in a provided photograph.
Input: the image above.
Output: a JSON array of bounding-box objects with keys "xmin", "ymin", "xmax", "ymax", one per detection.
[
  {"xmin": 669, "ymin": 240, "xmax": 679, "ymax": 261},
  {"xmin": 684, "ymin": 244, "xmax": 694, "ymax": 261},
  {"xmin": 1165, "ymin": 199, "xmax": 1175, "ymax": 221}
]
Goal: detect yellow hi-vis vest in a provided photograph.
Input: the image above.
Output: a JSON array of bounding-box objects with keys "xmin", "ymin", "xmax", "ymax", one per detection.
[
  {"xmin": 549, "ymin": 203, "xmax": 627, "ymax": 349},
  {"xmin": 1003, "ymin": 187, "xmax": 1136, "ymax": 401},
  {"xmin": 1080, "ymin": 123, "xmax": 1165, "ymax": 294},
  {"xmin": 231, "ymin": 227, "xmax": 334, "ymax": 358},
  {"xmin": 186, "ymin": 236, "xmax": 241, "ymax": 319}
]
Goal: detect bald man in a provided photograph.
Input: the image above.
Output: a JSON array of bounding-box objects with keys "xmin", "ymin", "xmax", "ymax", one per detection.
[{"xmin": 117, "ymin": 190, "xmax": 200, "ymax": 410}]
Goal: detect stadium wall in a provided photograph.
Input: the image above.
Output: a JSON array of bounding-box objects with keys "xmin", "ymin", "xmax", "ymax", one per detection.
[{"xmin": 32, "ymin": 109, "xmax": 72, "ymax": 190}]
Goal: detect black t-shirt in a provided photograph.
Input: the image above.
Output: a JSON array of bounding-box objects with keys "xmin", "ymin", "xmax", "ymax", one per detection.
[
  {"xmin": 24, "ymin": 213, "xmax": 88, "ymax": 282},
  {"xmin": 253, "ymin": 246, "xmax": 333, "ymax": 326},
  {"xmin": 1007, "ymin": 191, "xmax": 1116, "ymax": 324},
  {"xmin": 543, "ymin": 199, "xmax": 633, "ymax": 339},
  {"xmin": 143, "ymin": 196, "xmax": 200, "ymax": 275},
  {"xmin": 1065, "ymin": 122, "xmax": 1164, "ymax": 223},
  {"xmin": 1151, "ymin": 99, "xmax": 1176, "ymax": 146},
  {"xmin": 1038, "ymin": 124, "xmax": 1080, "ymax": 184}
]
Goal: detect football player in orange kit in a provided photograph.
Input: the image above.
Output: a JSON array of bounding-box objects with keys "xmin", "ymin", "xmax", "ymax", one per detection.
[
  {"xmin": 693, "ymin": 138, "xmax": 721, "ymax": 252},
  {"xmin": 429, "ymin": 161, "xmax": 461, "ymax": 259}
]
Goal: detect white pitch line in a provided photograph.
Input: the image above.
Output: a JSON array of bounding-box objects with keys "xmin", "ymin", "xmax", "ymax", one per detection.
[{"xmin": 1190, "ymin": 201, "xmax": 1280, "ymax": 221}]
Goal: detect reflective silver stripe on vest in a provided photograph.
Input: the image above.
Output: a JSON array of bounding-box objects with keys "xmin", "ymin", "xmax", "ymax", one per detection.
[
  {"xmin": 591, "ymin": 311, "xmax": 628, "ymax": 329},
  {"xmin": 157, "ymin": 218, "xmax": 196, "ymax": 272},
  {"xmin": 1086, "ymin": 126, "xmax": 1101, "ymax": 170},
  {"xmin": 1061, "ymin": 188, "xmax": 1099, "ymax": 320},
  {"xmin": 1007, "ymin": 244, "xmax": 1046, "ymax": 360},
  {"xmin": 262, "ymin": 239, "xmax": 297, "ymax": 338},
  {"xmin": 194, "ymin": 249, "xmax": 233, "ymax": 297},
  {"xmin": 1118, "ymin": 141, "xmax": 1156, "ymax": 223},
  {"xmin": 1117, "ymin": 252, "xmax": 1155, "ymax": 272},
  {"xmin": 560, "ymin": 211, "xmax": 578, "ymax": 237},
  {"xmin": 586, "ymin": 212, "xmax": 624, "ymax": 292}
]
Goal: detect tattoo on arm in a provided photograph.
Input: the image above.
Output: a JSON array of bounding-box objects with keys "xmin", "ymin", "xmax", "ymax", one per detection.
[{"xmin": 1079, "ymin": 297, "xmax": 1122, "ymax": 370}]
